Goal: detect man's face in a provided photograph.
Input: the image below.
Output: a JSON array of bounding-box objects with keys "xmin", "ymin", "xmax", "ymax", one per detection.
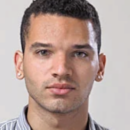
[{"xmin": 15, "ymin": 14, "xmax": 105, "ymax": 113}]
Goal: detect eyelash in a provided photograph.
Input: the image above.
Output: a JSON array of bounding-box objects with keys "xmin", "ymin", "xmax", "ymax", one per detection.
[
  {"xmin": 73, "ymin": 51, "xmax": 89, "ymax": 58},
  {"xmin": 36, "ymin": 50, "xmax": 51, "ymax": 56},
  {"xmin": 35, "ymin": 50, "xmax": 89, "ymax": 59}
]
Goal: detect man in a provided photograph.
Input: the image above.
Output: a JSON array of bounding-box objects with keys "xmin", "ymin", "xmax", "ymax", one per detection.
[{"xmin": 0, "ymin": 0, "xmax": 108, "ymax": 129}]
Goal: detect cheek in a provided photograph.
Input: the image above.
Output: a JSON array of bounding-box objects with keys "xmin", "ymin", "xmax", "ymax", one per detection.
[
  {"xmin": 23, "ymin": 58, "xmax": 51, "ymax": 84},
  {"xmin": 75, "ymin": 62, "xmax": 97, "ymax": 76},
  {"xmin": 74, "ymin": 61, "xmax": 98, "ymax": 86}
]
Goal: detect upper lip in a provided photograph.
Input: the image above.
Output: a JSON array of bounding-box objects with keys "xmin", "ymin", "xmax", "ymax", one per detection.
[{"xmin": 47, "ymin": 83, "xmax": 75, "ymax": 89}]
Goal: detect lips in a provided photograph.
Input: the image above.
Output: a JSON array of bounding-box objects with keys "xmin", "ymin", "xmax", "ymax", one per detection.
[{"xmin": 47, "ymin": 83, "xmax": 75, "ymax": 95}]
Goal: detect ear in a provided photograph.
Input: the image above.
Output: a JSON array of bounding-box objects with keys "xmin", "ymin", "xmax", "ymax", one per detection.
[
  {"xmin": 14, "ymin": 50, "xmax": 24, "ymax": 80},
  {"xmin": 95, "ymin": 53, "xmax": 106, "ymax": 82}
]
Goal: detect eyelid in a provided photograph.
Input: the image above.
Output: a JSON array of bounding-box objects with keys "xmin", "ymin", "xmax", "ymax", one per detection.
[
  {"xmin": 35, "ymin": 49, "xmax": 52, "ymax": 56},
  {"xmin": 72, "ymin": 51, "xmax": 89, "ymax": 57}
]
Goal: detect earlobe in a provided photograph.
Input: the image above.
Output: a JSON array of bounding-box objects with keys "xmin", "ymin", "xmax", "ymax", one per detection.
[
  {"xmin": 95, "ymin": 53, "xmax": 106, "ymax": 82},
  {"xmin": 95, "ymin": 72, "xmax": 103, "ymax": 82},
  {"xmin": 14, "ymin": 50, "xmax": 24, "ymax": 80}
]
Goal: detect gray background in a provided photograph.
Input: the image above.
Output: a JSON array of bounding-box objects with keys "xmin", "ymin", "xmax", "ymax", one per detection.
[{"xmin": 0, "ymin": 0, "xmax": 130, "ymax": 130}]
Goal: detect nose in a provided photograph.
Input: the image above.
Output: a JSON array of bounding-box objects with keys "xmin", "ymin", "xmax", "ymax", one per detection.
[{"xmin": 51, "ymin": 53, "xmax": 72, "ymax": 79}]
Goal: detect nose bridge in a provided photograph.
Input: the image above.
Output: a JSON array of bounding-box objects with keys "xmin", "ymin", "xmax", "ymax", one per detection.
[{"xmin": 52, "ymin": 52, "xmax": 72, "ymax": 77}]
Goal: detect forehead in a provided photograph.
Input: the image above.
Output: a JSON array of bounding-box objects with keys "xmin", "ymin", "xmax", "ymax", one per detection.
[
  {"xmin": 29, "ymin": 14, "xmax": 89, "ymax": 29},
  {"xmin": 26, "ymin": 14, "xmax": 96, "ymax": 49}
]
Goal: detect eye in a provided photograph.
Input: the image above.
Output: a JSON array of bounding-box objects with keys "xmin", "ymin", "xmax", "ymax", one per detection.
[
  {"xmin": 73, "ymin": 51, "xmax": 88, "ymax": 58},
  {"xmin": 36, "ymin": 50, "xmax": 51, "ymax": 56}
]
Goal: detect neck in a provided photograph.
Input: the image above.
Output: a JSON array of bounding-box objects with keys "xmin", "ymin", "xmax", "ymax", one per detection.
[{"xmin": 27, "ymin": 98, "xmax": 89, "ymax": 130}]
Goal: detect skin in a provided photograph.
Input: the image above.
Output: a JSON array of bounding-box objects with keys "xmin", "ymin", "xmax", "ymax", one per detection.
[{"xmin": 14, "ymin": 14, "xmax": 106, "ymax": 130}]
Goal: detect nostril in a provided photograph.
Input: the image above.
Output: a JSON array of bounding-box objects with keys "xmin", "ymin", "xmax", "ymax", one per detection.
[{"xmin": 52, "ymin": 73, "xmax": 58, "ymax": 77}]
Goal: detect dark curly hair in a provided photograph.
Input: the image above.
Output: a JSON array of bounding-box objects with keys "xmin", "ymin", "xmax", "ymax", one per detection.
[{"xmin": 20, "ymin": 0, "xmax": 101, "ymax": 53}]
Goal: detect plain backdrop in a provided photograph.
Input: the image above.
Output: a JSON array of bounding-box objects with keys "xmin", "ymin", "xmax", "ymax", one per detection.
[{"xmin": 0, "ymin": 0, "xmax": 130, "ymax": 130}]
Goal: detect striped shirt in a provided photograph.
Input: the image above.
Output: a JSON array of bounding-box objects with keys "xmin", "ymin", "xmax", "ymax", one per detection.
[{"xmin": 0, "ymin": 106, "xmax": 109, "ymax": 130}]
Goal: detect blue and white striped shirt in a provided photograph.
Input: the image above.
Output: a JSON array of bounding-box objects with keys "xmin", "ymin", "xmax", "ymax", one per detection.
[{"xmin": 0, "ymin": 106, "xmax": 109, "ymax": 130}]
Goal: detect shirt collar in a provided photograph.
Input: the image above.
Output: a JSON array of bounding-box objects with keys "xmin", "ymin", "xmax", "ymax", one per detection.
[
  {"xmin": 17, "ymin": 105, "xmax": 96, "ymax": 130},
  {"xmin": 88, "ymin": 114, "xmax": 96, "ymax": 130},
  {"xmin": 17, "ymin": 105, "xmax": 31, "ymax": 130}
]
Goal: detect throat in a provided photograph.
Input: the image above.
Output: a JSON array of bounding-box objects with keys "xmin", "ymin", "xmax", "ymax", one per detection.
[{"xmin": 26, "ymin": 98, "xmax": 89, "ymax": 130}]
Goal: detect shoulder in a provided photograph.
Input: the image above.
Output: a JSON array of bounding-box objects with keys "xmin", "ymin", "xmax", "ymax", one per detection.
[
  {"xmin": 0, "ymin": 118, "xmax": 18, "ymax": 130},
  {"xmin": 93, "ymin": 120, "xmax": 110, "ymax": 130},
  {"xmin": 88, "ymin": 114, "xmax": 110, "ymax": 130}
]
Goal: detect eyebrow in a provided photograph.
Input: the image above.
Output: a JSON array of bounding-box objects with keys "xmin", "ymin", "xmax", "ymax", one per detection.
[
  {"xmin": 72, "ymin": 44, "xmax": 94, "ymax": 51},
  {"xmin": 30, "ymin": 42, "xmax": 53, "ymax": 50},
  {"xmin": 30, "ymin": 42, "xmax": 94, "ymax": 51}
]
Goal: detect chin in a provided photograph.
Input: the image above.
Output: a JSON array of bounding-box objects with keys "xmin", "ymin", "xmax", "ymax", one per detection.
[{"xmin": 40, "ymin": 99, "xmax": 83, "ymax": 114}]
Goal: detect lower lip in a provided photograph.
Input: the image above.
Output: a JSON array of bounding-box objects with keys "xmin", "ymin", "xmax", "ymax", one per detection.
[{"xmin": 49, "ymin": 88, "xmax": 73, "ymax": 95}]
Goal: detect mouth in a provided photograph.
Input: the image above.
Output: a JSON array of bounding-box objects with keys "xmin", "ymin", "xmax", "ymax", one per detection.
[{"xmin": 46, "ymin": 83, "xmax": 75, "ymax": 95}]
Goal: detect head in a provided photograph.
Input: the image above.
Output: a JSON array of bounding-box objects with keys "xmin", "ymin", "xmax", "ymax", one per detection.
[
  {"xmin": 21, "ymin": 0, "xmax": 101, "ymax": 54},
  {"xmin": 14, "ymin": 0, "xmax": 106, "ymax": 114}
]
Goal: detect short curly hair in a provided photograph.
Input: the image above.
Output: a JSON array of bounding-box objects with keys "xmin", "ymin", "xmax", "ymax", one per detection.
[{"xmin": 20, "ymin": 0, "xmax": 101, "ymax": 53}]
